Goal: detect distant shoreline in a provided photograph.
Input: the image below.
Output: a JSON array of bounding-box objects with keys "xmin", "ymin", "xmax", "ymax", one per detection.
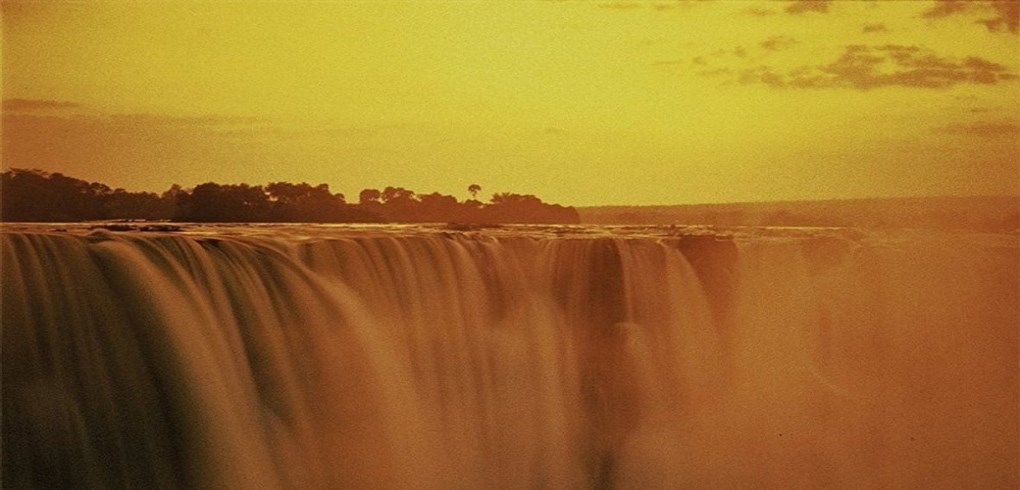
[{"xmin": 577, "ymin": 195, "xmax": 1018, "ymax": 231}]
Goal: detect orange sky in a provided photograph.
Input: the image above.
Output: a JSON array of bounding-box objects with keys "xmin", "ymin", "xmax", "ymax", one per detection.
[{"xmin": 2, "ymin": 0, "xmax": 1018, "ymax": 205}]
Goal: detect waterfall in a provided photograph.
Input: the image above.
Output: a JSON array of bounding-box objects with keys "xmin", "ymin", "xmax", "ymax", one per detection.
[{"xmin": 2, "ymin": 228, "xmax": 1016, "ymax": 488}]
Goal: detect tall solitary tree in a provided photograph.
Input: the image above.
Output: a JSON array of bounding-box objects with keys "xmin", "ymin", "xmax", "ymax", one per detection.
[{"xmin": 468, "ymin": 183, "xmax": 481, "ymax": 200}]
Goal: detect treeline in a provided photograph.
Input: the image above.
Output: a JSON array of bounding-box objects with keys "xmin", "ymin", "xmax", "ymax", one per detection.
[{"xmin": 0, "ymin": 169, "xmax": 579, "ymax": 224}]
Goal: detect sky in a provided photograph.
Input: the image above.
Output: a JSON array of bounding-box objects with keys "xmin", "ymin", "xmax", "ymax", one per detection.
[{"xmin": 2, "ymin": 0, "xmax": 1018, "ymax": 206}]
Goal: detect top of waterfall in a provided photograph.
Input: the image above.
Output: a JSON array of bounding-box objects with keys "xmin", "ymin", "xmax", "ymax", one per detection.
[{"xmin": 2, "ymin": 222, "xmax": 1015, "ymax": 249}]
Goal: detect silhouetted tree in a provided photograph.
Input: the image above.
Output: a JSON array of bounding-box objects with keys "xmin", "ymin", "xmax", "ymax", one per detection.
[
  {"xmin": 480, "ymin": 192, "xmax": 579, "ymax": 224},
  {"xmin": 175, "ymin": 183, "xmax": 272, "ymax": 222},
  {"xmin": 264, "ymin": 181, "xmax": 357, "ymax": 222},
  {"xmin": 468, "ymin": 183, "xmax": 481, "ymax": 200},
  {"xmin": 2, "ymin": 169, "xmax": 115, "ymax": 221},
  {"xmin": 359, "ymin": 188, "xmax": 381, "ymax": 204},
  {"xmin": 106, "ymin": 189, "xmax": 173, "ymax": 220},
  {"xmin": 381, "ymin": 186, "xmax": 415, "ymax": 203},
  {"xmin": 417, "ymin": 192, "xmax": 459, "ymax": 222}
]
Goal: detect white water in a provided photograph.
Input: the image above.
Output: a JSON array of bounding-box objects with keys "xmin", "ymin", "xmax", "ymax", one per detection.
[{"xmin": 2, "ymin": 225, "xmax": 1016, "ymax": 488}]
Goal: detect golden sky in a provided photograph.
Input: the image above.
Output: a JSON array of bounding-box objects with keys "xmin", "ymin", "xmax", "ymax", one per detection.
[{"xmin": 2, "ymin": 0, "xmax": 1018, "ymax": 205}]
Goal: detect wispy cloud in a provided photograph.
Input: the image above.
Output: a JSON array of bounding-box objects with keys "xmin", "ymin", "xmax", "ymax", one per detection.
[
  {"xmin": 982, "ymin": 1, "xmax": 1019, "ymax": 33},
  {"xmin": 3, "ymin": 98, "xmax": 81, "ymax": 112},
  {"xmin": 591, "ymin": 0, "xmax": 715, "ymax": 12},
  {"xmin": 2, "ymin": 108, "xmax": 267, "ymax": 147},
  {"xmin": 650, "ymin": 0, "xmax": 716, "ymax": 11},
  {"xmin": 586, "ymin": 0, "xmax": 833, "ymax": 16},
  {"xmin": 743, "ymin": 7, "xmax": 777, "ymax": 17},
  {"xmin": 784, "ymin": 0, "xmax": 831, "ymax": 15},
  {"xmin": 0, "ymin": 100, "xmax": 265, "ymax": 131},
  {"xmin": 708, "ymin": 46, "xmax": 751, "ymax": 59},
  {"xmin": 702, "ymin": 45, "xmax": 1019, "ymax": 90},
  {"xmin": 3, "ymin": 109, "xmax": 401, "ymax": 144},
  {"xmin": 665, "ymin": 35, "xmax": 799, "ymax": 72},
  {"xmin": 922, "ymin": 0, "xmax": 1019, "ymax": 34},
  {"xmin": 541, "ymin": 127, "xmax": 570, "ymax": 136},
  {"xmin": 862, "ymin": 23, "xmax": 888, "ymax": 33},
  {"xmin": 937, "ymin": 120, "xmax": 1020, "ymax": 137},
  {"xmin": 760, "ymin": 35, "xmax": 798, "ymax": 52},
  {"xmin": 103, "ymin": 113, "xmax": 260, "ymax": 128},
  {"xmin": 598, "ymin": 2, "xmax": 643, "ymax": 10},
  {"xmin": 921, "ymin": 0, "xmax": 969, "ymax": 19}
]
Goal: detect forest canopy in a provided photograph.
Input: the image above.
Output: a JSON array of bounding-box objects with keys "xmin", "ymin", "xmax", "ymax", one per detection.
[{"xmin": 0, "ymin": 169, "xmax": 579, "ymax": 224}]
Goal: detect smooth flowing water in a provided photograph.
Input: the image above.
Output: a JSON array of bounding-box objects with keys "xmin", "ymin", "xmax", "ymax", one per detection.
[{"xmin": 2, "ymin": 224, "xmax": 1016, "ymax": 488}]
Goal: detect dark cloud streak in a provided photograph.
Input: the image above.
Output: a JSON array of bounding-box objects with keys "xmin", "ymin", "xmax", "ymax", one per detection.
[
  {"xmin": 937, "ymin": 120, "xmax": 1020, "ymax": 137},
  {"xmin": 921, "ymin": 0, "xmax": 969, "ymax": 19},
  {"xmin": 784, "ymin": 0, "xmax": 831, "ymax": 15},
  {"xmin": 3, "ymin": 98, "xmax": 81, "ymax": 112},
  {"xmin": 743, "ymin": 7, "xmax": 777, "ymax": 17},
  {"xmin": 981, "ymin": 1, "xmax": 1019, "ymax": 33},
  {"xmin": 597, "ymin": 2, "xmax": 643, "ymax": 10},
  {"xmin": 760, "ymin": 36, "xmax": 798, "ymax": 52}
]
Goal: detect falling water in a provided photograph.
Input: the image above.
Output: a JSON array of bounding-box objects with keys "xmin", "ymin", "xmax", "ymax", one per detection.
[{"xmin": 2, "ymin": 226, "xmax": 1016, "ymax": 488}]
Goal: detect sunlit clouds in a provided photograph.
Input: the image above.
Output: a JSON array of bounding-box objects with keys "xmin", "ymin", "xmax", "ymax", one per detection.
[{"xmin": 702, "ymin": 45, "xmax": 1018, "ymax": 89}]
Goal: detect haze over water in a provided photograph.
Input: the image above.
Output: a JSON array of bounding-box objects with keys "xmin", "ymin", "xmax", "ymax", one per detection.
[{"xmin": 2, "ymin": 224, "xmax": 1017, "ymax": 487}]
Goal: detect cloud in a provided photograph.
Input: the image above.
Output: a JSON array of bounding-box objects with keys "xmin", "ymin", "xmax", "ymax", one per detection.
[
  {"xmin": 743, "ymin": 7, "xmax": 777, "ymax": 16},
  {"xmin": 981, "ymin": 1, "xmax": 1019, "ymax": 33},
  {"xmin": 922, "ymin": 0, "xmax": 1018, "ymax": 34},
  {"xmin": 598, "ymin": 2, "xmax": 643, "ymax": 10},
  {"xmin": 591, "ymin": 0, "xmax": 716, "ymax": 11},
  {"xmin": 699, "ymin": 68, "xmax": 735, "ymax": 78},
  {"xmin": 937, "ymin": 120, "xmax": 1020, "ymax": 137},
  {"xmin": 4, "ymin": 110, "xmax": 394, "ymax": 146},
  {"xmin": 103, "ymin": 113, "xmax": 260, "ymax": 128},
  {"xmin": 652, "ymin": 3, "xmax": 676, "ymax": 11},
  {"xmin": 784, "ymin": 0, "xmax": 831, "ymax": 15},
  {"xmin": 650, "ymin": 0, "xmax": 718, "ymax": 10},
  {"xmin": 3, "ymin": 98, "xmax": 81, "ymax": 112},
  {"xmin": 1, "ymin": 101, "xmax": 265, "ymax": 134},
  {"xmin": 703, "ymin": 44, "xmax": 1019, "ymax": 90},
  {"xmin": 541, "ymin": 127, "xmax": 570, "ymax": 136},
  {"xmin": 862, "ymin": 23, "xmax": 888, "ymax": 33},
  {"xmin": 2, "ymin": 110, "xmax": 266, "ymax": 145},
  {"xmin": 709, "ymin": 46, "xmax": 750, "ymax": 59},
  {"xmin": 760, "ymin": 35, "xmax": 798, "ymax": 51},
  {"xmin": 921, "ymin": 0, "xmax": 969, "ymax": 18}
]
